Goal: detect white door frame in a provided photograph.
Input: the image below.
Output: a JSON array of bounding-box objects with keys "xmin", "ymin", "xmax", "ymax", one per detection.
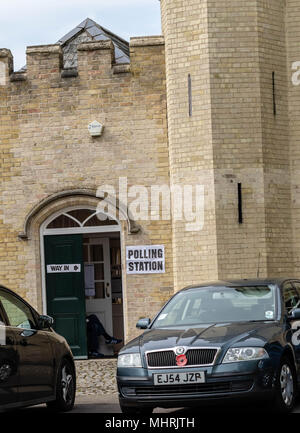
[
  {"xmin": 85, "ymin": 236, "xmax": 113, "ymax": 355},
  {"xmin": 39, "ymin": 206, "xmax": 123, "ymax": 327}
]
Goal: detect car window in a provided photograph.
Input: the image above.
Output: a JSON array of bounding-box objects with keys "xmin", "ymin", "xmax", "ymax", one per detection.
[
  {"xmin": 0, "ymin": 307, "xmax": 4, "ymax": 325},
  {"xmin": 0, "ymin": 291, "xmax": 36, "ymax": 330},
  {"xmin": 283, "ymin": 283, "xmax": 300, "ymax": 313},
  {"xmin": 293, "ymin": 282, "xmax": 300, "ymax": 297},
  {"xmin": 0, "ymin": 313, "xmax": 5, "ymax": 346},
  {"xmin": 153, "ymin": 285, "xmax": 277, "ymax": 327}
]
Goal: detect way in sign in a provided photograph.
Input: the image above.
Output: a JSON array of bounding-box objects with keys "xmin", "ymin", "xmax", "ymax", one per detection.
[{"xmin": 46, "ymin": 264, "xmax": 81, "ymax": 273}]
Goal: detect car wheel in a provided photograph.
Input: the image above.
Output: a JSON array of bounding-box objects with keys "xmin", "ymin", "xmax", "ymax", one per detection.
[
  {"xmin": 47, "ymin": 358, "xmax": 76, "ymax": 412},
  {"xmin": 120, "ymin": 404, "xmax": 153, "ymax": 415},
  {"xmin": 273, "ymin": 357, "xmax": 296, "ymax": 413}
]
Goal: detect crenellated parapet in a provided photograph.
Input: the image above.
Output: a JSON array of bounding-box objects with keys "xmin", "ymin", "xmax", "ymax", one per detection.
[
  {"xmin": 26, "ymin": 44, "xmax": 63, "ymax": 81},
  {"xmin": 77, "ymin": 40, "xmax": 115, "ymax": 78},
  {"xmin": 0, "ymin": 36, "xmax": 165, "ymax": 88},
  {"xmin": 0, "ymin": 49, "xmax": 13, "ymax": 85}
]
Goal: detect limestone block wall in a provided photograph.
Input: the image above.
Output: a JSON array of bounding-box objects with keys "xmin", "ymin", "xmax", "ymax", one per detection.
[
  {"xmin": 161, "ymin": 0, "xmax": 295, "ymax": 283},
  {"xmin": 286, "ymin": 0, "xmax": 300, "ymax": 277},
  {"xmin": 209, "ymin": 0, "xmax": 293, "ymax": 278},
  {"xmin": 161, "ymin": 0, "xmax": 218, "ymax": 292},
  {"xmin": 208, "ymin": 0, "xmax": 268, "ymax": 279},
  {"xmin": 257, "ymin": 0, "xmax": 293, "ymax": 276},
  {"xmin": 0, "ymin": 38, "xmax": 173, "ymax": 341}
]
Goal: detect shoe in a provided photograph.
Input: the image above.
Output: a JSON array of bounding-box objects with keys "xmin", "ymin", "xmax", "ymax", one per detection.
[
  {"xmin": 105, "ymin": 337, "xmax": 122, "ymax": 345},
  {"xmin": 89, "ymin": 351, "xmax": 105, "ymax": 358}
]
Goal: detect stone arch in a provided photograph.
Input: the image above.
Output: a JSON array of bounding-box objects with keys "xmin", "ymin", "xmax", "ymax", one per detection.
[
  {"xmin": 18, "ymin": 188, "xmax": 140, "ymax": 240},
  {"xmin": 18, "ymin": 189, "xmax": 137, "ymax": 314}
]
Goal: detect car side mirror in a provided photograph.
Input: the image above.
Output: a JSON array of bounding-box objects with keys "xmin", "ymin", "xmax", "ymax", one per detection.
[
  {"xmin": 38, "ymin": 315, "xmax": 54, "ymax": 329},
  {"xmin": 136, "ymin": 318, "xmax": 151, "ymax": 329},
  {"xmin": 288, "ymin": 308, "xmax": 300, "ymax": 321}
]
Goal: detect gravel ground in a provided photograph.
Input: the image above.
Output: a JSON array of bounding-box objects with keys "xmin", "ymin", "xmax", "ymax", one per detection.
[{"xmin": 75, "ymin": 358, "xmax": 118, "ymax": 396}]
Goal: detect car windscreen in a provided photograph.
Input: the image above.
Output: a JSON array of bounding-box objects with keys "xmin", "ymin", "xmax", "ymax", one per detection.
[{"xmin": 152, "ymin": 285, "xmax": 277, "ymax": 328}]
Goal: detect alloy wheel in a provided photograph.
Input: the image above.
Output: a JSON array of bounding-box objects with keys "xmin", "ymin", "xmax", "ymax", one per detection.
[
  {"xmin": 280, "ymin": 364, "xmax": 294, "ymax": 407},
  {"xmin": 61, "ymin": 365, "xmax": 74, "ymax": 404}
]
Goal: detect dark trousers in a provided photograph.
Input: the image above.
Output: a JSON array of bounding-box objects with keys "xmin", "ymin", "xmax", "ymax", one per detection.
[{"xmin": 86, "ymin": 314, "xmax": 111, "ymax": 352}]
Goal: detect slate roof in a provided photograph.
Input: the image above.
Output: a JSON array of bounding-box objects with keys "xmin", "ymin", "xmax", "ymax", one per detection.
[
  {"xmin": 20, "ymin": 18, "xmax": 130, "ymax": 71},
  {"xmin": 58, "ymin": 18, "xmax": 130, "ymax": 68}
]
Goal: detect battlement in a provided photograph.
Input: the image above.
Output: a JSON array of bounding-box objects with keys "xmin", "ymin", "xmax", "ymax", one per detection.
[
  {"xmin": 0, "ymin": 36, "xmax": 165, "ymax": 87},
  {"xmin": 0, "ymin": 48, "xmax": 13, "ymax": 85}
]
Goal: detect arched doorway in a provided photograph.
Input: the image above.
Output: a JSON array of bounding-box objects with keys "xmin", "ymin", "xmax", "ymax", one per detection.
[{"xmin": 40, "ymin": 206, "xmax": 123, "ymax": 359}]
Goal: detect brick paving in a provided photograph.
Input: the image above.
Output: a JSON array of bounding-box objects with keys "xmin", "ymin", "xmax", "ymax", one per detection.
[{"xmin": 75, "ymin": 358, "xmax": 118, "ymax": 396}]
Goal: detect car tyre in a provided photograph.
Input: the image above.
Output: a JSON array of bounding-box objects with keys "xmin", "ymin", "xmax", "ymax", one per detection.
[
  {"xmin": 47, "ymin": 358, "xmax": 76, "ymax": 412},
  {"xmin": 120, "ymin": 404, "xmax": 153, "ymax": 415},
  {"xmin": 273, "ymin": 357, "xmax": 296, "ymax": 413}
]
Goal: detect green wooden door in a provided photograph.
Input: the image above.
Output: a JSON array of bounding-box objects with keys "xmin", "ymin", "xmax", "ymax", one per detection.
[{"xmin": 44, "ymin": 234, "xmax": 87, "ymax": 359}]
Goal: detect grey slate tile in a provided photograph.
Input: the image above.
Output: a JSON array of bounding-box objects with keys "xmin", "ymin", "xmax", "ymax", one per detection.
[{"xmin": 18, "ymin": 17, "xmax": 130, "ymax": 71}]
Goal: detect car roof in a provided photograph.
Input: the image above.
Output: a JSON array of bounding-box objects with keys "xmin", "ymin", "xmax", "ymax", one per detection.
[
  {"xmin": 0, "ymin": 285, "xmax": 21, "ymax": 296},
  {"xmin": 0, "ymin": 285, "xmax": 39, "ymax": 314},
  {"xmin": 181, "ymin": 278, "xmax": 297, "ymax": 292}
]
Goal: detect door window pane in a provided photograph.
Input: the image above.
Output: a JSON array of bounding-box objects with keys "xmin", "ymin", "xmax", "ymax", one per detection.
[
  {"xmin": 95, "ymin": 282, "xmax": 105, "ymax": 299},
  {"xmin": 84, "ymin": 215, "xmax": 118, "ymax": 227},
  {"xmin": 68, "ymin": 209, "xmax": 94, "ymax": 223},
  {"xmin": 94, "ymin": 263, "xmax": 104, "ymax": 280},
  {"xmin": 91, "ymin": 245, "xmax": 103, "ymax": 262},
  {"xmin": 83, "ymin": 244, "xmax": 89, "ymax": 262},
  {"xmin": 0, "ymin": 292, "xmax": 36, "ymax": 330},
  {"xmin": 47, "ymin": 214, "xmax": 80, "ymax": 229}
]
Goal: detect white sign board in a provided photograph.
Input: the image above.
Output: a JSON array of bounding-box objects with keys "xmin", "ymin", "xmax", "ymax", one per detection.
[
  {"xmin": 47, "ymin": 264, "xmax": 81, "ymax": 273},
  {"xmin": 84, "ymin": 264, "xmax": 96, "ymax": 297},
  {"xmin": 126, "ymin": 245, "xmax": 165, "ymax": 274},
  {"xmin": 88, "ymin": 120, "xmax": 104, "ymax": 137}
]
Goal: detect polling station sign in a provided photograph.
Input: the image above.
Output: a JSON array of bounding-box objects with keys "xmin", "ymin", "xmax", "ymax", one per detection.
[{"xmin": 126, "ymin": 245, "xmax": 165, "ymax": 274}]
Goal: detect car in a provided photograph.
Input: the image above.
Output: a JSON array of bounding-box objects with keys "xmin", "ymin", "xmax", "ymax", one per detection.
[
  {"xmin": 0, "ymin": 285, "xmax": 76, "ymax": 412},
  {"xmin": 117, "ymin": 278, "xmax": 300, "ymax": 414}
]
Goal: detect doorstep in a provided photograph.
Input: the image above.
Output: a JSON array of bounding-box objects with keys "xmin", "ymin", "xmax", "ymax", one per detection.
[{"xmin": 75, "ymin": 358, "xmax": 118, "ymax": 396}]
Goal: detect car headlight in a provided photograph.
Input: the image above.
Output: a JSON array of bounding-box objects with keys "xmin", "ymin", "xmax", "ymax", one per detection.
[
  {"xmin": 118, "ymin": 353, "xmax": 142, "ymax": 368},
  {"xmin": 222, "ymin": 347, "xmax": 269, "ymax": 363}
]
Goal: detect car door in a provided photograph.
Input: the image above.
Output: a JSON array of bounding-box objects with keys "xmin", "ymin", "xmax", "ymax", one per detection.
[
  {"xmin": 282, "ymin": 282, "xmax": 300, "ymax": 366},
  {"xmin": 0, "ymin": 289, "xmax": 55, "ymax": 403},
  {"xmin": 290, "ymin": 281, "xmax": 300, "ymax": 366},
  {"xmin": 0, "ymin": 298, "xmax": 19, "ymax": 407}
]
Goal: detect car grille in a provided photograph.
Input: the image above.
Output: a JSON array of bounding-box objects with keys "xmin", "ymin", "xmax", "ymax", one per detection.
[
  {"xmin": 147, "ymin": 348, "xmax": 218, "ymax": 368},
  {"xmin": 134, "ymin": 380, "xmax": 253, "ymax": 396}
]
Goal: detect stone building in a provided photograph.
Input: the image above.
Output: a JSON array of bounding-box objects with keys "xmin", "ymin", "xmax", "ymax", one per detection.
[{"xmin": 0, "ymin": 1, "xmax": 300, "ymax": 358}]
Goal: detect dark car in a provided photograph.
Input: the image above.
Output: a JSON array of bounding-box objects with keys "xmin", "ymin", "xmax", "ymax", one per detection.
[
  {"xmin": 117, "ymin": 278, "xmax": 300, "ymax": 414},
  {"xmin": 0, "ymin": 285, "xmax": 76, "ymax": 412}
]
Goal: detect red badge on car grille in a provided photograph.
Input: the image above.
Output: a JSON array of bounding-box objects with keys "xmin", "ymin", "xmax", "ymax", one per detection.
[{"xmin": 176, "ymin": 354, "xmax": 188, "ymax": 366}]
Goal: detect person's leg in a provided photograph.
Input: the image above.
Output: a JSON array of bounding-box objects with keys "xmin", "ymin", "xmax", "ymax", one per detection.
[
  {"xmin": 95, "ymin": 319, "xmax": 122, "ymax": 344},
  {"xmin": 86, "ymin": 317, "xmax": 101, "ymax": 353},
  {"xmin": 87, "ymin": 314, "xmax": 122, "ymax": 345},
  {"xmin": 87, "ymin": 314, "xmax": 112, "ymax": 340},
  {"xmin": 88, "ymin": 327, "xmax": 100, "ymax": 353}
]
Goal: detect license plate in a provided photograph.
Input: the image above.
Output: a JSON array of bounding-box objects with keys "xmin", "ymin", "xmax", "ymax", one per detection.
[{"xmin": 153, "ymin": 371, "xmax": 205, "ymax": 386}]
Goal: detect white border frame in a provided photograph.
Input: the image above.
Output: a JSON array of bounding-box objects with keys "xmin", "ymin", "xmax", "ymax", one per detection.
[{"xmin": 39, "ymin": 205, "xmax": 123, "ymax": 322}]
